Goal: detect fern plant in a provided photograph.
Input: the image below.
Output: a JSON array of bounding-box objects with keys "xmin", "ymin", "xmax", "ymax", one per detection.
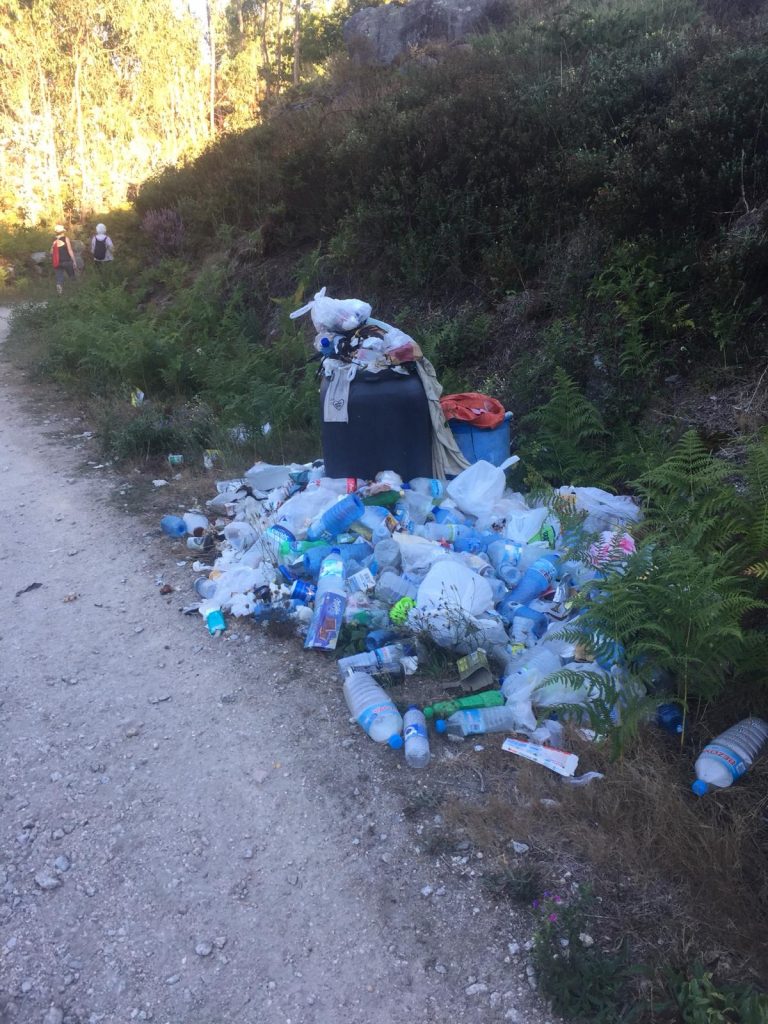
[
  {"xmin": 522, "ymin": 368, "xmax": 610, "ymax": 486},
  {"xmin": 739, "ymin": 435, "xmax": 768, "ymax": 587},
  {"xmin": 560, "ymin": 544, "xmax": 764, "ymax": 705},
  {"xmin": 635, "ymin": 430, "xmax": 740, "ymax": 552}
]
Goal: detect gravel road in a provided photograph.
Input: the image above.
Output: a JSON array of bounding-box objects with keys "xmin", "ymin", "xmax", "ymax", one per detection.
[{"xmin": 0, "ymin": 306, "xmax": 551, "ymax": 1024}]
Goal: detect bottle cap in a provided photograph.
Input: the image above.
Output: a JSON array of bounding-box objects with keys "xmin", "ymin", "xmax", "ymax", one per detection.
[
  {"xmin": 387, "ymin": 734, "xmax": 404, "ymax": 750},
  {"xmin": 330, "ymin": 547, "xmax": 341, "ymax": 554},
  {"xmin": 435, "ymin": 719, "xmax": 447, "ymax": 733},
  {"xmin": 406, "ymin": 704, "xmax": 420, "ymax": 712},
  {"xmin": 691, "ymin": 779, "xmax": 709, "ymax": 797}
]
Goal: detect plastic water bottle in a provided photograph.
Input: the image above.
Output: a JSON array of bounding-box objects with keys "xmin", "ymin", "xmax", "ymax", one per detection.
[
  {"xmin": 403, "ymin": 706, "xmax": 430, "ymax": 767},
  {"xmin": 304, "ymin": 549, "xmax": 347, "ymax": 650},
  {"xmin": 423, "ymin": 690, "xmax": 505, "ymax": 719},
  {"xmin": 435, "ymin": 706, "xmax": 522, "ymax": 739},
  {"xmin": 501, "ymin": 647, "xmax": 561, "ymax": 701},
  {"xmin": 307, "ymin": 493, "xmax": 365, "ymax": 541},
  {"xmin": 374, "ymin": 571, "xmax": 417, "ymax": 605},
  {"xmin": 365, "ymin": 628, "xmax": 402, "ymax": 650},
  {"xmin": 408, "ymin": 478, "xmax": 446, "ymax": 502},
  {"xmin": 498, "ymin": 602, "xmax": 548, "ymax": 645},
  {"xmin": 691, "ymin": 717, "xmax": 768, "ymax": 796},
  {"xmin": 432, "ymin": 506, "xmax": 467, "ymax": 525},
  {"xmin": 303, "ymin": 540, "xmax": 372, "ymax": 579},
  {"xmin": 160, "ymin": 515, "xmax": 187, "ymax": 537},
  {"xmin": 337, "ymin": 643, "xmax": 415, "ymax": 676},
  {"xmin": 373, "ymin": 539, "xmax": 402, "ymax": 573},
  {"xmin": 487, "ymin": 540, "xmax": 523, "ymax": 587},
  {"xmin": 343, "ymin": 672, "xmax": 404, "ymax": 747},
  {"xmin": 657, "ymin": 703, "xmax": 685, "ymax": 736},
  {"xmin": 506, "ymin": 554, "xmax": 559, "ymax": 605}
]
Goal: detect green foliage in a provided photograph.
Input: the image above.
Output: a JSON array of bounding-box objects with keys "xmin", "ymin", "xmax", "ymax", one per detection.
[
  {"xmin": 666, "ymin": 961, "xmax": 768, "ymax": 1024},
  {"xmin": 564, "ymin": 546, "xmax": 764, "ymax": 704},
  {"xmin": 521, "ymin": 369, "xmax": 609, "ymax": 486},
  {"xmin": 532, "ymin": 888, "xmax": 648, "ymax": 1023},
  {"xmin": 636, "ymin": 430, "xmax": 739, "ymax": 550},
  {"xmin": 483, "ymin": 863, "xmax": 543, "ymax": 904},
  {"xmin": 540, "ymin": 665, "xmax": 660, "ymax": 760}
]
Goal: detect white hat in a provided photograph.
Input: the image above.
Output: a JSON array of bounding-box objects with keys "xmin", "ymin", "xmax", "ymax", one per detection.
[
  {"xmin": 96, "ymin": 223, "xmax": 106, "ymax": 233},
  {"xmin": 54, "ymin": 224, "xmax": 65, "ymax": 234}
]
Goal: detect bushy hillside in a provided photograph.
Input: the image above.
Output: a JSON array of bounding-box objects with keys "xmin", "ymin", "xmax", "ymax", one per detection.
[{"xmin": 117, "ymin": 0, "xmax": 768, "ymax": 461}]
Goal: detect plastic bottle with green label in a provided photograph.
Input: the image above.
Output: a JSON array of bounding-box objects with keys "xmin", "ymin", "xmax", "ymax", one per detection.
[{"xmin": 423, "ymin": 690, "xmax": 505, "ymax": 720}]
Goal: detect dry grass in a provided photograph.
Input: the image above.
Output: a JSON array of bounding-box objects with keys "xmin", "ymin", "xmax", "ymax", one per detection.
[{"xmin": 426, "ymin": 728, "xmax": 768, "ymax": 989}]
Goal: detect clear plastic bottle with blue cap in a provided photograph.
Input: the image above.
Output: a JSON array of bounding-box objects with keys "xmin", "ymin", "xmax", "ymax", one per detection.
[
  {"xmin": 435, "ymin": 705, "xmax": 522, "ymax": 739},
  {"xmin": 343, "ymin": 671, "xmax": 404, "ymax": 747},
  {"xmin": 403, "ymin": 706, "xmax": 430, "ymax": 767},
  {"xmin": 691, "ymin": 717, "xmax": 768, "ymax": 796}
]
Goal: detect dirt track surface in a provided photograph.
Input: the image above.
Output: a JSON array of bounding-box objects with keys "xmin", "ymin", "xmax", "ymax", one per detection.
[{"xmin": 0, "ymin": 306, "xmax": 551, "ymax": 1024}]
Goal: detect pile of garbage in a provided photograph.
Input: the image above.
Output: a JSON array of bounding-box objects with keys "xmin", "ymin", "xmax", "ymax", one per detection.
[{"xmin": 158, "ymin": 454, "xmax": 660, "ymax": 770}]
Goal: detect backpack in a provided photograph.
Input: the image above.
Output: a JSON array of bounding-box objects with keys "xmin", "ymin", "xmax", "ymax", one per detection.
[{"xmin": 93, "ymin": 237, "xmax": 107, "ymax": 261}]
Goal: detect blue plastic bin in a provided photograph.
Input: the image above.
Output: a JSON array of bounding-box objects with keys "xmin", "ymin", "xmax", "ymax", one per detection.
[{"xmin": 449, "ymin": 412, "xmax": 513, "ymax": 467}]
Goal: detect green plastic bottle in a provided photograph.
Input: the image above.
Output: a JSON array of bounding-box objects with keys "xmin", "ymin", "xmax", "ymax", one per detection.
[{"xmin": 423, "ymin": 690, "xmax": 505, "ymax": 719}]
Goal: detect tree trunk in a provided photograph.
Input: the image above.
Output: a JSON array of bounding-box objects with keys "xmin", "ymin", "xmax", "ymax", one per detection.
[
  {"xmin": 292, "ymin": 0, "xmax": 300, "ymax": 87},
  {"xmin": 275, "ymin": 0, "xmax": 284, "ymax": 96},
  {"xmin": 207, "ymin": 0, "xmax": 216, "ymax": 137}
]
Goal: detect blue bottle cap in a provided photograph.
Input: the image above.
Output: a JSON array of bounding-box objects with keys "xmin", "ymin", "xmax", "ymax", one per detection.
[
  {"xmin": 406, "ymin": 704, "xmax": 420, "ymax": 712},
  {"xmin": 434, "ymin": 719, "xmax": 447, "ymax": 734},
  {"xmin": 691, "ymin": 779, "xmax": 709, "ymax": 797},
  {"xmin": 388, "ymin": 734, "xmax": 404, "ymax": 750}
]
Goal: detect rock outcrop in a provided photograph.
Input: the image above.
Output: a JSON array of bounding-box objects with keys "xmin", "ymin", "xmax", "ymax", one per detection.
[{"xmin": 344, "ymin": 0, "xmax": 509, "ymax": 65}]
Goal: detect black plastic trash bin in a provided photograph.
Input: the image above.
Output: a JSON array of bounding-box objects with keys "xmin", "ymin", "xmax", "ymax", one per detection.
[{"xmin": 320, "ymin": 365, "xmax": 432, "ymax": 480}]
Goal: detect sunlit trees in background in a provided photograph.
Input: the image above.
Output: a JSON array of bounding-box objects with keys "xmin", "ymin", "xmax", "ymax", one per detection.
[{"xmin": 0, "ymin": 0, "xmax": 374, "ymax": 225}]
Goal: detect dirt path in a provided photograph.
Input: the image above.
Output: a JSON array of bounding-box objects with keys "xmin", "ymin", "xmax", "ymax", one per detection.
[{"xmin": 0, "ymin": 306, "xmax": 550, "ymax": 1024}]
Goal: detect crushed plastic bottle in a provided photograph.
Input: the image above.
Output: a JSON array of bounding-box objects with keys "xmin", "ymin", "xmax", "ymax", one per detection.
[
  {"xmin": 505, "ymin": 554, "xmax": 560, "ymax": 604},
  {"xmin": 337, "ymin": 643, "xmax": 416, "ymax": 677}
]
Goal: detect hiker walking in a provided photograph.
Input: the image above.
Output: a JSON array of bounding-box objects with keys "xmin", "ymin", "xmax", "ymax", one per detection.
[
  {"xmin": 50, "ymin": 224, "xmax": 78, "ymax": 294},
  {"xmin": 90, "ymin": 223, "xmax": 114, "ymax": 268}
]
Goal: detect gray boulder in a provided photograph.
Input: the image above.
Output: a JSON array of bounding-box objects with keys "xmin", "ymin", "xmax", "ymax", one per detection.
[{"xmin": 344, "ymin": 0, "xmax": 509, "ymax": 65}]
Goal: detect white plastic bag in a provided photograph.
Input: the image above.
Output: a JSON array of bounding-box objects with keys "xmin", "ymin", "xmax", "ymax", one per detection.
[
  {"xmin": 416, "ymin": 561, "xmax": 493, "ymax": 618},
  {"xmin": 504, "ymin": 506, "xmax": 549, "ymax": 544},
  {"xmin": 290, "ymin": 287, "xmax": 372, "ymax": 334},
  {"xmin": 446, "ymin": 456, "xmax": 520, "ymax": 518}
]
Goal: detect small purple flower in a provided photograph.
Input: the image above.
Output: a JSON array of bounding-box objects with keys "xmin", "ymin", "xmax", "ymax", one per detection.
[
  {"xmin": 548, "ymin": 913, "xmax": 558, "ymax": 923},
  {"xmin": 554, "ymin": 895, "xmax": 563, "ymax": 904},
  {"xmin": 532, "ymin": 899, "xmax": 540, "ymax": 909},
  {"xmin": 543, "ymin": 890, "xmax": 551, "ymax": 898}
]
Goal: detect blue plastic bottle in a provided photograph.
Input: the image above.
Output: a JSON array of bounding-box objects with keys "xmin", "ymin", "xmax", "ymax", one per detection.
[
  {"xmin": 506, "ymin": 554, "xmax": 560, "ymax": 605},
  {"xmin": 160, "ymin": 515, "xmax": 187, "ymax": 537},
  {"xmin": 487, "ymin": 540, "xmax": 524, "ymax": 587},
  {"xmin": 307, "ymin": 494, "xmax": 365, "ymax": 541},
  {"xmin": 657, "ymin": 703, "xmax": 685, "ymax": 736}
]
